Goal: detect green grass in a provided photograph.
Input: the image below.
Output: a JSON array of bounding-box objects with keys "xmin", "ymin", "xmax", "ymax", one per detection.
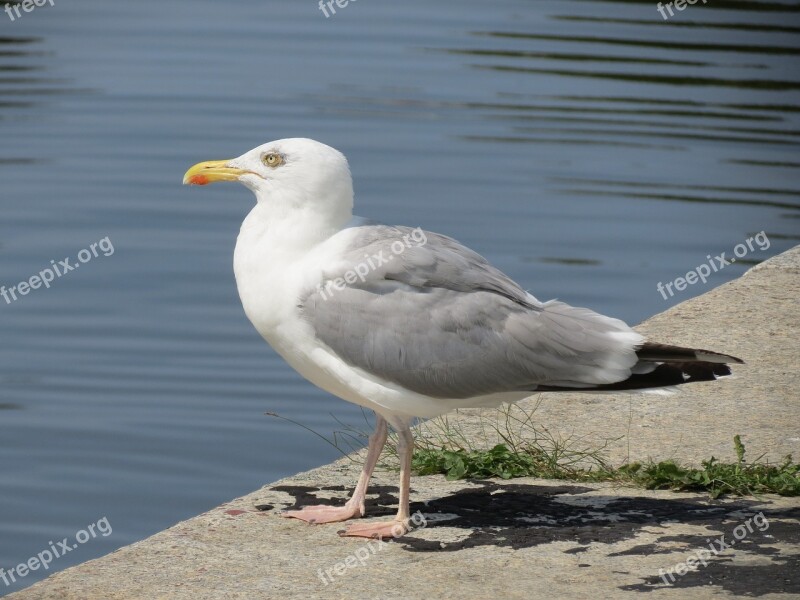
[
  {"xmin": 413, "ymin": 436, "xmax": 800, "ymax": 498},
  {"xmin": 267, "ymin": 406, "xmax": 800, "ymax": 499}
]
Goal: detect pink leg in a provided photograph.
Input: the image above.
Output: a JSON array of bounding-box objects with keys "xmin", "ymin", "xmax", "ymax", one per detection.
[
  {"xmin": 339, "ymin": 423, "xmax": 414, "ymax": 539},
  {"xmin": 282, "ymin": 415, "xmax": 388, "ymax": 524}
]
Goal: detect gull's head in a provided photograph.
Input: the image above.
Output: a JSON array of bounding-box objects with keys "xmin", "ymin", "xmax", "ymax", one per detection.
[{"xmin": 183, "ymin": 138, "xmax": 354, "ymax": 223}]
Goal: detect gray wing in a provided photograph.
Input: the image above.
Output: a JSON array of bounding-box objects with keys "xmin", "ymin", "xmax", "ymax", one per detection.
[{"xmin": 300, "ymin": 225, "xmax": 640, "ymax": 399}]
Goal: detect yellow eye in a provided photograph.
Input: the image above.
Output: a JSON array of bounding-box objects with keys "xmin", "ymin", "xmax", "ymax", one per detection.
[{"xmin": 262, "ymin": 153, "xmax": 283, "ymax": 168}]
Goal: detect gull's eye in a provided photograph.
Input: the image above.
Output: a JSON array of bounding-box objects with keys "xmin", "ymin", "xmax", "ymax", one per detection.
[{"xmin": 261, "ymin": 153, "xmax": 284, "ymax": 168}]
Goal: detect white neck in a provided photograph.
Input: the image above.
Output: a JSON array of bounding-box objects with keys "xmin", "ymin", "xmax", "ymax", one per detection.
[{"xmin": 244, "ymin": 184, "xmax": 353, "ymax": 252}]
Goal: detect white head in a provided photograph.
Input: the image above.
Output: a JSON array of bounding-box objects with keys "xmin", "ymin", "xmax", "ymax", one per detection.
[{"xmin": 183, "ymin": 138, "xmax": 354, "ymax": 231}]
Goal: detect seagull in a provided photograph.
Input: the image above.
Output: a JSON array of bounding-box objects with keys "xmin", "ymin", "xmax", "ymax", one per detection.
[{"xmin": 183, "ymin": 138, "xmax": 743, "ymax": 539}]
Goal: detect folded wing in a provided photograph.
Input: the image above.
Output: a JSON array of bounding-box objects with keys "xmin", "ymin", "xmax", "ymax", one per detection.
[{"xmin": 300, "ymin": 225, "xmax": 655, "ymax": 399}]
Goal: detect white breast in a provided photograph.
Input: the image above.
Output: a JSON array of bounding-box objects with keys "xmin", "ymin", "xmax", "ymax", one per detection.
[{"xmin": 233, "ymin": 209, "xmax": 386, "ymax": 410}]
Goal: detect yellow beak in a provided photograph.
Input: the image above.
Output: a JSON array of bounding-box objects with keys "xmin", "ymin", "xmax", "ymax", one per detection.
[{"xmin": 182, "ymin": 159, "xmax": 250, "ymax": 186}]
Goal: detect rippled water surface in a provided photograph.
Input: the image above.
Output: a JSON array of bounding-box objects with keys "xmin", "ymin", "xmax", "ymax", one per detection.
[{"xmin": 1, "ymin": 0, "xmax": 798, "ymax": 593}]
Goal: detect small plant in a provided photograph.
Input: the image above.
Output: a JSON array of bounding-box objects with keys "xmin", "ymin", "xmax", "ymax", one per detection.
[
  {"xmin": 267, "ymin": 409, "xmax": 800, "ymax": 498},
  {"xmin": 617, "ymin": 437, "xmax": 800, "ymax": 498}
]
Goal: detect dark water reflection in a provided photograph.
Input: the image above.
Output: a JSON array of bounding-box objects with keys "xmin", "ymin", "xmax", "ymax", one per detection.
[{"xmin": 0, "ymin": 0, "xmax": 798, "ymax": 593}]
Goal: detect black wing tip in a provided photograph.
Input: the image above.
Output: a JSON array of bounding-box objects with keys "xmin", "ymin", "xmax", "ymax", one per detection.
[
  {"xmin": 695, "ymin": 350, "xmax": 745, "ymax": 365},
  {"xmin": 536, "ymin": 360, "xmax": 736, "ymax": 393},
  {"xmin": 728, "ymin": 354, "xmax": 745, "ymax": 365},
  {"xmin": 638, "ymin": 342, "xmax": 745, "ymax": 365}
]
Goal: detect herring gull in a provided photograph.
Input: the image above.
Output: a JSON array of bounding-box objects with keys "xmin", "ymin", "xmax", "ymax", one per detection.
[{"xmin": 183, "ymin": 138, "xmax": 742, "ymax": 539}]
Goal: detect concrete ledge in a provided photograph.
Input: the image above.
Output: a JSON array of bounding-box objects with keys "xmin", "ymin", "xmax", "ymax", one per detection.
[{"xmin": 10, "ymin": 246, "xmax": 800, "ymax": 600}]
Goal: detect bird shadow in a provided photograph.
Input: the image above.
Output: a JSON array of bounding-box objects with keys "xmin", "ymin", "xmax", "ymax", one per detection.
[{"xmin": 269, "ymin": 480, "xmax": 800, "ymax": 596}]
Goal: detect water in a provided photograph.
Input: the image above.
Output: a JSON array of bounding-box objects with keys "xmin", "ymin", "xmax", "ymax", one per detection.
[{"xmin": 1, "ymin": 0, "xmax": 798, "ymax": 593}]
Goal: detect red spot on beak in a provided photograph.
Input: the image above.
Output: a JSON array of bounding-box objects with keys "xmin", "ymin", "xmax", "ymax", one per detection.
[{"xmin": 188, "ymin": 174, "xmax": 209, "ymax": 186}]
